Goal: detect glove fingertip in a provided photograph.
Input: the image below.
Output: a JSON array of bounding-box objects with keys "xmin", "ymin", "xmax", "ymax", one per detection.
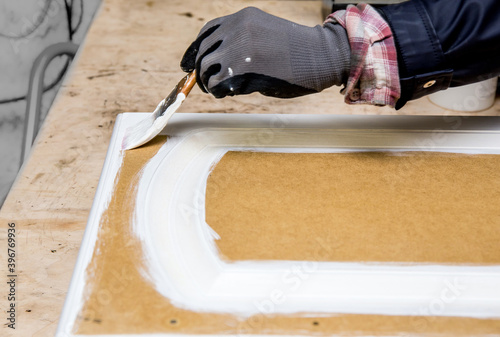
[
  {"xmin": 212, "ymin": 90, "xmax": 227, "ymax": 99},
  {"xmin": 180, "ymin": 48, "xmax": 197, "ymax": 72},
  {"xmin": 210, "ymin": 81, "xmax": 233, "ymax": 99},
  {"xmin": 180, "ymin": 24, "xmax": 221, "ymax": 73}
]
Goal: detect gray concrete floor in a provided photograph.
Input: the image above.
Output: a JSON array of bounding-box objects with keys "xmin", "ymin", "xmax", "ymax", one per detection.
[
  {"xmin": 0, "ymin": 101, "xmax": 24, "ymax": 205},
  {"xmin": 0, "ymin": 81, "xmax": 60, "ymax": 206},
  {"xmin": 0, "ymin": 0, "xmax": 101, "ymax": 208}
]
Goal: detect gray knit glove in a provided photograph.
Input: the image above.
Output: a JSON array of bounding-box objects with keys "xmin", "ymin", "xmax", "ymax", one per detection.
[{"xmin": 180, "ymin": 7, "xmax": 350, "ymax": 99}]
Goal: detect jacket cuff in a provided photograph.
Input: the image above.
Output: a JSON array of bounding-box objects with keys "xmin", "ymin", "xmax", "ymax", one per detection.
[
  {"xmin": 379, "ymin": 0, "xmax": 453, "ymax": 109},
  {"xmin": 325, "ymin": 4, "xmax": 400, "ymax": 108}
]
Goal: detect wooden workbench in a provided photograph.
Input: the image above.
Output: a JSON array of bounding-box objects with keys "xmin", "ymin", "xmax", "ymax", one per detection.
[{"xmin": 1, "ymin": 0, "xmax": 499, "ymax": 336}]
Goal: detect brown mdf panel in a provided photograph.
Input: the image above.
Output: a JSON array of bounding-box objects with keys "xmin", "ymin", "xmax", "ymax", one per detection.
[
  {"xmin": 76, "ymin": 144, "xmax": 500, "ymax": 335},
  {"xmin": 206, "ymin": 151, "xmax": 500, "ymax": 263}
]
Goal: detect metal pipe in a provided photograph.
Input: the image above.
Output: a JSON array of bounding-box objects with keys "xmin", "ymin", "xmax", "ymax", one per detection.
[{"xmin": 20, "ymin": 42, "xmax": 79, "ymax": 167}]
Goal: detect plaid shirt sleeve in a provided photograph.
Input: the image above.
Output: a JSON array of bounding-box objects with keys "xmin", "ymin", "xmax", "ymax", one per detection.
[{"xmin": 325, "ymin": 4, "xmax": 400, "ymax": 107}]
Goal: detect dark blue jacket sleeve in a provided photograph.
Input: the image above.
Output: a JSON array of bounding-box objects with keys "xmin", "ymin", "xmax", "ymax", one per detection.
[{"xmin": 379, "ymin": 0, "xmax": 500, "ymax": 109}]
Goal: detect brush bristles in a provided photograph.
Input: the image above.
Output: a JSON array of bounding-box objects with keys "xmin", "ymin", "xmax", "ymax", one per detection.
[
  {"xmin": 122, "ymin": 92, "xmax": 186, "ymax": 150},
  {"xmin": 122, "ymin": 113, "xmax": 157, "ymax": 150}
]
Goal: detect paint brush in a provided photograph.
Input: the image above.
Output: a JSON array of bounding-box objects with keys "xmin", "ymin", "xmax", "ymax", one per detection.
[{"xmin": 122, "ymin": 70, "xmax": 197, "ymax": 150}]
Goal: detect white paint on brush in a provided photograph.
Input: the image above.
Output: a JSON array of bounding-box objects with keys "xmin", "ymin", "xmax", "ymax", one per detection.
[
  {"xmin": 122, "ymin": 93, "xmax": 186, "ymax": 150},
  {"xmin": 133, "ymin": 128, "xmax": 500, "ymax": 318},
  {"xmin": 245, "ymin": 57, "xmax": 251, "ymax": 63}
]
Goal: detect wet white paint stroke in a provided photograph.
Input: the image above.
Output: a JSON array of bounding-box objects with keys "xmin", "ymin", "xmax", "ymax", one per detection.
[
  {"xmin": 82, "ymin": 118, "xmax": 127, "ymax": 280},
  {"xmin": 57, "ymin": 113, "xmax": 500, "ymax": 336},
  {"xmin": 122, "ymin": 92, "xmax": 186, "ymax": 150},
  {"xmin": 132, "ymin": 128, "xmax": 500, "ymax": 319},
  {"xmin": 55, "ymin": 114, "xmax": 131, "ymax": 337}
]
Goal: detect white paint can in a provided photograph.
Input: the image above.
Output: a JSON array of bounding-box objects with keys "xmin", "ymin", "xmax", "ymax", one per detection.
[{"xmin": 429, "ymin": 77, "xmax": 498, "ymax": 112}]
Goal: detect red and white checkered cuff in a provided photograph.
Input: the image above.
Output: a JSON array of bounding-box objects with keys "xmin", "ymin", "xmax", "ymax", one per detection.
[{"xmin": 325, "ymin": 3, "xmax": 400, "ymax": 107}]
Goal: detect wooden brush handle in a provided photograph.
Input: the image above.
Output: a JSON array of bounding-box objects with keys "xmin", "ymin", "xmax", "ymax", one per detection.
[{"xmin": 180, "ymin": 70, "xmax": 197, "ymax": 96}]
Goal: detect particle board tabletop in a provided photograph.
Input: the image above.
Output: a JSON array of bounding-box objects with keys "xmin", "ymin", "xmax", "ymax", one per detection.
[{"xmin": 0, "ymin": 0, "xmax": 499, "ymax": 336}]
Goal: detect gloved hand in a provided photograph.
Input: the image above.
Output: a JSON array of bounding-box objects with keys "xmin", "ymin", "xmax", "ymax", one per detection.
[{"xmin": 180, "ymin": 7, "xmax": 351, "ymax": 99}]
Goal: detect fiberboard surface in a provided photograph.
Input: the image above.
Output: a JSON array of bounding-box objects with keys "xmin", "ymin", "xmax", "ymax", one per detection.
[
  {"xmin": 57, "ymin": 113, "xmax": 500, "ymax": 336},
  {"xmin": 207, "ymin": 151, "xmax": 500, "ymax": 263}
]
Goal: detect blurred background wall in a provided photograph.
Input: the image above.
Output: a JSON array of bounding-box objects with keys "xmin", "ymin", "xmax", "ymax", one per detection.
[{"xmin": 0, "ymin": 0, "xmax": 102, "ymax": 207}]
